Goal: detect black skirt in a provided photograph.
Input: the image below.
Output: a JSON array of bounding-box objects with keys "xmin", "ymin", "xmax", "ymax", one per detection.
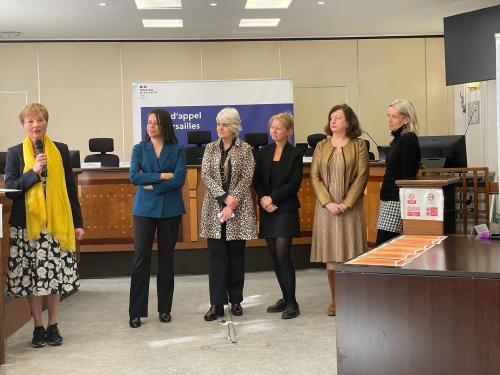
[{"xmin": 259, "ymin": 210, "xmax": 301, "ymax": 238}]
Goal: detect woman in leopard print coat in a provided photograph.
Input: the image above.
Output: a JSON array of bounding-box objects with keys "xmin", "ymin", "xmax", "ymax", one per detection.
[{"xmin": 200, "ymin": 107, "xmax": 257, "ymax": 321}]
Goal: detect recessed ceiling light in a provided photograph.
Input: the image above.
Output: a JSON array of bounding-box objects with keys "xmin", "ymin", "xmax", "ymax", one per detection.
[
  {"xmin": 245, "ymin": 0, "xmax": 292, "ymax": 9},
  {"xmin": 98, "ymin": 2, "xmax": 108, "ymax": 6},
  {"xmin": 210, "ymin": 2, "xmax": 218, "ymax": 6},
  {"xmin": 142, "ymin": 19, "xmax": 183, "ymax": 28},
  {"xmin": 0, "ymin": 31, "xmax": 21, "ymax": 37},
  {"xmin": 239, "ymin": 18, "xmax": 281, "ymax": 27},
  {"xmin": 317, "ymin": 1, "xmax": 325, "ymax": 4},
  {"xmin": 135, "ymin": 0, "xmax": 182, "ymax": 9}
]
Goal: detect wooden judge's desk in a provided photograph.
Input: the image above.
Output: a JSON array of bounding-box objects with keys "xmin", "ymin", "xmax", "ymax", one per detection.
[
  {"xmin": 335, "ymin": 235, "xmax": 500, "ymax": 375},
  {"xmin": 76, "ymin": 162, "xmax": 387, "ymax": 252}
]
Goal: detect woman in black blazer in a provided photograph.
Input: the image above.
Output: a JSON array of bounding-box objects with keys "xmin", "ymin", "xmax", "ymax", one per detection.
[{"xmin": 254, "ymin": 113, "xmax": 303, "ymax": 319}]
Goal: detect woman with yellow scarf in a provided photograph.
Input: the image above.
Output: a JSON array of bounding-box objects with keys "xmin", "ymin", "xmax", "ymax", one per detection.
[{"xmin": 4, "ymin": 103, "xmax": 84, "ymax": 349}]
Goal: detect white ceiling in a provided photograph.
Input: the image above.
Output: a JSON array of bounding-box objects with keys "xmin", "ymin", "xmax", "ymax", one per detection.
[{"xmin": 0, "ymin": 0, "xmax": 499, "ymax": 41}]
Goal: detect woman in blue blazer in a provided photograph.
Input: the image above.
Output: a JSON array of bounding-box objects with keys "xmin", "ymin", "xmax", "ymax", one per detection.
[{"xmin": 128, "ymin": 108, "xmax": 186, "ymax": 328}]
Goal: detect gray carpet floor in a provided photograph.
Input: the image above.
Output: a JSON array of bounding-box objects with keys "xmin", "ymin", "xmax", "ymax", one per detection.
[{"xmin": 3, "ymin": 269, "xmax": 336, "ymax": 375}]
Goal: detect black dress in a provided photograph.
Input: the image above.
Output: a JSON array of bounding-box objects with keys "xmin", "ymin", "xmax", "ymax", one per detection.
[{"xmin": 258, "ymin": 158, "xmax": 301, "ymax": 238}]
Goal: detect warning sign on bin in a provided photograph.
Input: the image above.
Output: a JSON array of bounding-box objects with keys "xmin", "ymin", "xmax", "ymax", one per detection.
[{"xmin": 400, "ymin": 188, "xmax": 444, "ymax": 221}]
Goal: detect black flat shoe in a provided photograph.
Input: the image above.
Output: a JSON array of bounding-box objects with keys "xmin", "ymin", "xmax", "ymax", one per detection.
[
  {"xmin": 267, "ymin": 298, "xmax": 287, "ymax": 313},
  {"xmin": 31, "ymin": 326, "xmax": 46, "ymax": 348},
  {"xmin": 159, "ymin": 312, "xmax": 172, "ymax": 323},
  {"xmin": 46, "ymin": 323, "xmax": 63, "ymax": 346},
  {"xmin": 230, "ymin": 303, "xmax": 243, "ymax": 316},
  {"xmin": 204, "ymin": 305, "xmax": 224, "ymax": 321},
  {"xmin": 129, "ymin": 317, "xmax": 141, "ymax": 328},
  {"xmin": 281, "ymin": 304, "xmax": 300, "ymax": 320}
]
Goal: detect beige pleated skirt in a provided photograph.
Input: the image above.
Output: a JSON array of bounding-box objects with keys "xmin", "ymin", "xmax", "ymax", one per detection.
[{"xmin": 310, "ymin": 151, "xmax": 367, "ymax": 263}]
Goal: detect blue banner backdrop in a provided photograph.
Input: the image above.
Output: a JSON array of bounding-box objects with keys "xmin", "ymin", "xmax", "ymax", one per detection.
[{"xmin": 140, "ymin": 103, "xmax": 294, "ymax": 146}]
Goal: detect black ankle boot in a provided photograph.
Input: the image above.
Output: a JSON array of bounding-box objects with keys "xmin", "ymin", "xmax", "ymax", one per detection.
[
  {"xmin": 159, "ymin": 312, "xmax": 172, "ymax": 323},
  {"xmin": 267, "ymin": 298, "xmax": 287, "ymax": 313},
  {"xmin": 129, "ymin": 317, "xmax": 141, "ymax": 328},
  {"xmin": 204, "ymin": 305, "xmax": 224, "ymax": 321},
  {"xmin": 281, "ymin": 304, "xmax": 300, "ymax": 320},
  {"xmin": 230, "ymin": 303, "xmax": 243, "ymax": 316}
]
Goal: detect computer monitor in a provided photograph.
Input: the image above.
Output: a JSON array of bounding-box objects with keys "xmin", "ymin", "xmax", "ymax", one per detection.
[
  {"xmin": 418, "ymin": 135, "xmax": 467, "ymax": 168},
  {"xmin": 69, "ymin": 150, "xmax": 81, "ymax": 169},
  {"xmin": 376, "ymin": 145, "xmax": 391, "ymax": 161}
]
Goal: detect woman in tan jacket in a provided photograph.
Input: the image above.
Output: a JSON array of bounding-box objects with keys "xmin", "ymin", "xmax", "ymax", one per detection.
[
  {"xmin": 310, "ymin": 103, "xmax": 369, "ymax": 316},
  {"xmin": 200, "ymin": 107, "xmax": 257, "ymax": 321}
]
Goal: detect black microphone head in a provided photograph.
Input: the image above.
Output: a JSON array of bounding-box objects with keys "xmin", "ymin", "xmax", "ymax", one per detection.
[{"xmin": 35, "ymin": 139, "xmax": 43, "ymax": 152}]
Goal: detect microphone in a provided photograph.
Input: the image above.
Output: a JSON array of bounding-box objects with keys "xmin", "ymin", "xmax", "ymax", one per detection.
[
  {"xmin": 34, "ymin": 139, "xmax": 47, "ymax": 177},
  {"xmin": 362, "ymin": 130, "xmax": 379, "ymax": 147}
]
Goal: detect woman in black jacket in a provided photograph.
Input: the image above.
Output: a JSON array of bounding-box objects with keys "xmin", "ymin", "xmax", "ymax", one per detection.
[
  {"xmin": 254, "ymin": 113, "xmax": 303, "ymax": 319},
  {"xmin": 376, "ymin": 99, "xmax": 421, "ymax": 245}
]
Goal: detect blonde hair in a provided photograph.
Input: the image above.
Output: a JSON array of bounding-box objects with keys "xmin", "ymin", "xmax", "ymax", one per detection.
[
  {"xmin": 19, "ymin": 103, "xmax": 49, "ymax": 124},
  {"xmin": 389, "ymin": 99, "xmax": 418, "ymax": 135},
  {"xmin": 268, "ymin": 112, "xmax": 294, "ymax": 131},
  {"xmin": 216, "ymin": 107, "xmax": 242, "ymax": 137}
]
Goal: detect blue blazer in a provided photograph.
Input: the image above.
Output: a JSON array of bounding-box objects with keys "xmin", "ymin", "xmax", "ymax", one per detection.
[{"xmin": 130, "ymin": 141, "xmax": 186, "ymax": 218}]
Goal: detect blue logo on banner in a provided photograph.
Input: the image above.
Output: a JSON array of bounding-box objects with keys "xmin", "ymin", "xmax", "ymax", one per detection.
[{"xmin": 140, "ymin": 103, "xmax": 294, "ymax": 146}]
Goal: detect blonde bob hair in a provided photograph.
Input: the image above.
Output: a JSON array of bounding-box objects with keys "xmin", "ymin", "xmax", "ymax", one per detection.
[
  {"xmin": 268, "ymin": 112, "xmax": 294, "ymax": 130},
  {"xmin": 389, "ymin": 99, "xmax": 419, "ymax": 135},
  {"xmin": 216, "ymin": 107, "xmax": 242, "ymax": 137},
  {"xmin": 19, "ymin": 103, "xmax": 49, "ymax": 124}
]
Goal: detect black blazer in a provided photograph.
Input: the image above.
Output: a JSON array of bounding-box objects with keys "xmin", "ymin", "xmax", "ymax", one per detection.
[
  {"xmin": 254, "ymin": 142, "xmax": 303, "ymax": 214},
  {"xmin": 4, "ymin": 141, "xmax": 84, "ymax": 229}
]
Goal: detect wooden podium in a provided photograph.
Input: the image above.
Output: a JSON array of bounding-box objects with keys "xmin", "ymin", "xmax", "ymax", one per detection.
[
  {"xmin": 0, "ymin": 193, "xmax": 31, "ymax": 364},
  {"xmin": 396, "ymin": 176, "xmax": 459, "ymax": 235}
]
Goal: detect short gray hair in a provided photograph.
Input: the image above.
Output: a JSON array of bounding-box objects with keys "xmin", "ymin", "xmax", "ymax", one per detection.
[
  {"xmin": 216, "ymin": 107, "xmax": 242, "ymax": 137},
  {"xmin": 389, "ymin": 99, "xmax": 419, "ymax": 135}
]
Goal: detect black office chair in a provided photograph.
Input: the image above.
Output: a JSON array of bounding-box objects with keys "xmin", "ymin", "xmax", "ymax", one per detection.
[
  {"xmin": 185, "ymin": 131, "xmax": 211, "ymax": 165},
  {"xmin": 305, "ymin": 133, "xmax": 327, "ymax": 156},
  {"xmin": 69, "ymin": 150, "xmax": 81, "ymax": 169},
  {"xmin": 84, "ymin": 138, "xmax": 119, "ymax": 167},
  {"xmin": 244, "ymin": 132, "xmax": 268, "ymax": 160},
  {"xmin": 0, "ymin": 151, "xmax": 6, "ymax": 174},
  {"xmin": 363, "ymin": 139, "xmax": 376, "ymax": 161},
  {"xmin": 295, "ymin": 142, "xmax": 308, "ymax": 157}
]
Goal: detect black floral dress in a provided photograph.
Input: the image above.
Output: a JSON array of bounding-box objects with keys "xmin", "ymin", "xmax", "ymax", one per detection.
[{"xmin": 7, "ymin": 227, "xmax": 79, "ymax": 297}]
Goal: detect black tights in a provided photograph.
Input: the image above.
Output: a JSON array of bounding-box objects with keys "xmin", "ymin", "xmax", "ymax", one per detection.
[{"xmin": 266, "ymin": 237, "xmax": 297, "ymax": 305}]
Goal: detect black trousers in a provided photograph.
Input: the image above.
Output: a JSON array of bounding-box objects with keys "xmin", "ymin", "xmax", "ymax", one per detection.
[
  {"xmin": 129, "ymin": 215, "xmax": 180, "ymax": 318},
  {"xmin": 207, "ymin": 225, "xmax": 246, "ymax": 305}
]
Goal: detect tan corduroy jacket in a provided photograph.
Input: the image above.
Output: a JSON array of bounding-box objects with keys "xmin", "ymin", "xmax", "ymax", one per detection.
[{"xmin": 310, "ymin": 137, "xmax": 369, "ymax": 208}]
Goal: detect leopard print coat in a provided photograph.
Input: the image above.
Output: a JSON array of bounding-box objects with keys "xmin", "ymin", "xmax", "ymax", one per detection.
[{"xmin": 199, "ymin": 138, "xmax": 258, "ymax": 241}]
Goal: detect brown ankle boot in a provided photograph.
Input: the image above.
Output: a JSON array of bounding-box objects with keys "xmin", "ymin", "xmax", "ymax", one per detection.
[{"xmin": 327, "ymin": 270, "xmax": 336, "ymax": 316}]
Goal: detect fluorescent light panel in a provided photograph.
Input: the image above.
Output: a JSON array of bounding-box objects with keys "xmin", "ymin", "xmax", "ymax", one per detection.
[
  {"xmin": 142, "ymin": 19, "xmax": 183, "ymax": 28},
  {"xmin": 239, "ymin": 18, "xmax": 280, "ymax": 27},
  {"xmin": 135, "ymin": 0, "xmax": 182, "ymax": 9},
  {"xmin": 245, "ymin": 0, "xmax": 292, "ymax": 9}
]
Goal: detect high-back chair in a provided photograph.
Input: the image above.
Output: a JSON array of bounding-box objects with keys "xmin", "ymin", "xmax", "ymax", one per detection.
[
  {"xmin": 244, "ymin": 132, "xmax": 268, "ymax": 160},
  {"xmin": 0, "ymin": 151, "xmax": 6, "ymax": 174},
  {"xmin": 185, "ymin": 131, "xmax": 212, "ymax": 165},
  {"xmin": 84, "ymin": 138, "xmax": 119, "ymax": 167},
  {"xmin": 304, "ymin": 133, "xmax": 327, "ymax": 156}
]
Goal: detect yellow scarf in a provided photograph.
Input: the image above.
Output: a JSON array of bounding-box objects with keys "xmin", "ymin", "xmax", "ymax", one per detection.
[{"xmin": 23, "ymin": 135, "xmax": 76, "ymax": 252}]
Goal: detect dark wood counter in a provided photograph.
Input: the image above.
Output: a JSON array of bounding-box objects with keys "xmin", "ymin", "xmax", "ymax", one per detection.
[
  {"xmin": 75, "ymin": 162, "xmax": 386, "ymax": 252},
  {"xmin": 0, "ymin": 193, "xmax": 31, "ymax": 364},
  {"xmin": 335, "ymin": 235, "xmax": 500, "ymax": 375}
]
